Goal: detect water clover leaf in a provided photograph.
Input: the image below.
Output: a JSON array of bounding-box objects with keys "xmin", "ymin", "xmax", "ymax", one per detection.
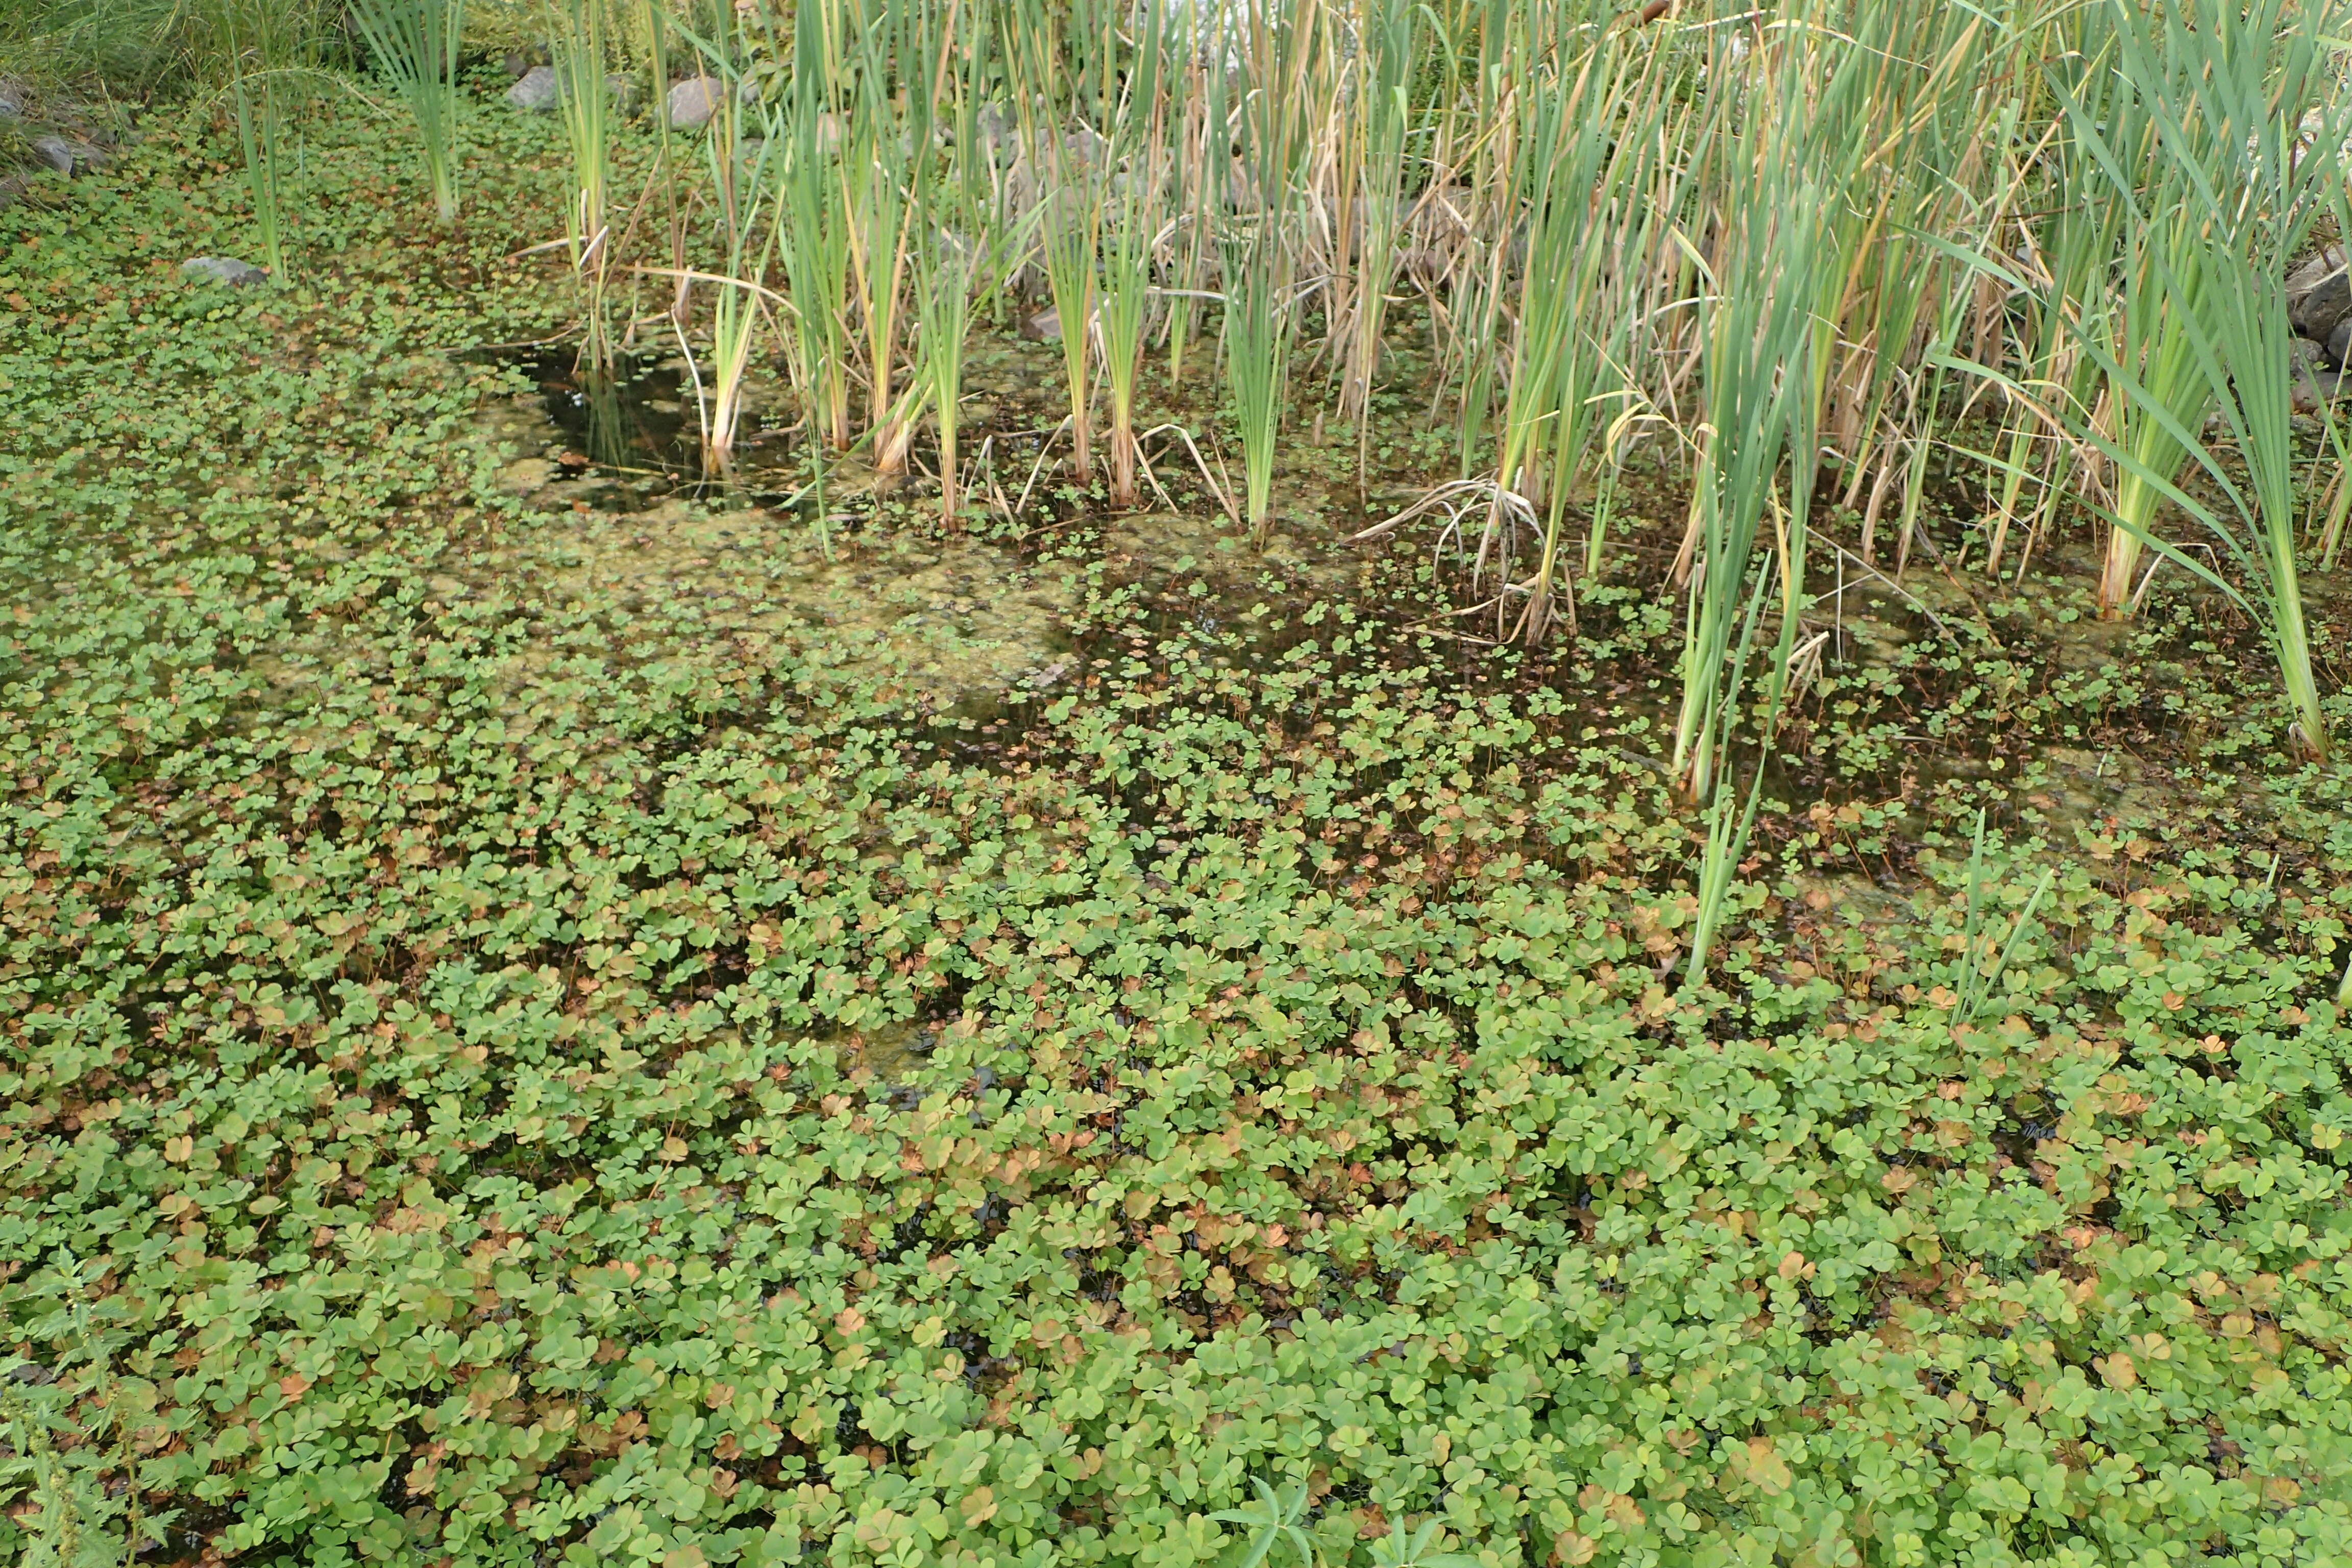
[
  {"xmin": 1368, "ymin": 1519, "xmax": 1480, "ymax": 1568},
  {"xmin": 1210, "ymin": 1478, "xmax": 1316, "ymax": 1568}
]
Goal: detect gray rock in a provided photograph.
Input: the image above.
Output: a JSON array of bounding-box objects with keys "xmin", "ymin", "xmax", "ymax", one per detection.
[
  {"xmin": 667, "ymin": 75, "xmax": 723, "ymax": 129},
  {"xmin": 32, "ymin": 135, "xmax": 100, "ymax": 176},
  {"xmin": 2288, "ymin": 246, "xmax": 2350, "ymax": 343},
  {"xmin": 510, "ymin": 64, "xmax": 644, "ymax": 115},
  {"xmin": 0, "ymin": 81, "xmax": 22, "ymax": 119},
  {"xmin": 1019, "ymin": 307, "xmax": 1062, "ymax": 342},
  {"xmin": 2292, "ymin": 336, "xmax": 2350, "ymax": 412},
  {"xmin": 507, "ymin": 64, "xmax": 560, "ymax": 112},
  {"xmin": 2287, "ymin": 245, "xmax": 2343, "ymax": 295},
  {"xmin": 2331, "ymin": 316, "xmax": 2352, "ymax": 371},
  {"xmin": 181, "ymin": 256, "xmax": 268, "ymax": 288},
  {"xmin": 2295, "ymin": 273, "xmax": 2349, "ymax": 341},
  {"xmin": 974, "ymin": 102, "xmax": 1014, "ymax": 163},
  {"xmin": 509, "ymin": 64, "xmax": 647, "ymax": 117},
  {"xmin": 2294, "ymin": 368, "xmax": 2352, "ymax": 414}
]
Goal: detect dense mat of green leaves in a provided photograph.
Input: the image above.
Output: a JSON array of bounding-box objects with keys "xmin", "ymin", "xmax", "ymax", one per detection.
[{"xmin": 8, "ymin": 100, "xmax": 2352, "ymax": 1568}]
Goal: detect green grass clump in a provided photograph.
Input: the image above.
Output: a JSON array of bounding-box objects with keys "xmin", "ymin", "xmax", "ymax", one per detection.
[{"xmin": 0, "ymin": 0, "xmax": 192, "ymax": 96}]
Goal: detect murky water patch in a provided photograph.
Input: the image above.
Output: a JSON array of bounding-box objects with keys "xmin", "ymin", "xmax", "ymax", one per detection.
[
  {"xmin": 452, "ymin": 499, "xmax": 1081, "ymax": 719},
  {"xmin": 521, "ymin": 349, "xmax": 705, "ymax": 475},
  {"xmin": 446, "ymin": 340, "xmax": 1086, "ymax": 716},
  {"xmin": 468, "ymin": 345, "xmax": 810, "ymax": 513}
]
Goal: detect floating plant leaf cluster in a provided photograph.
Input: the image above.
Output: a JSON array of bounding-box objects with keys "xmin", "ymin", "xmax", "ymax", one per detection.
[{"xmin": 5, "ymin": 3, "xmax": 2352, "ymax": 1567}]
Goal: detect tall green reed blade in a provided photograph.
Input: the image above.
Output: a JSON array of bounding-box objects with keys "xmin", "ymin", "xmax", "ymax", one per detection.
[
  {"xmin": 2035, "ymin": 0, "xmax": 2248, "ymax": 619},
  {"xmin": 1987, "ymin": 121, "xmax": 2128, "ymax": 574},
  {"xmin": 1008, "ymin": 0, "xmax": 1104, "ymax": 485},
  {"xmin": 1684, "ymin": 496, "xmax": 1811, "ymax": 997},
  {"xmin": 230, "ymin": 75, "xmax": 285, "ymax": 274},
  {"xmin": 1038, "ymin": 160, "xmax": 1101, "ymax": 485},
  {"xmin": 657, "ymin": 0, "xmax": 784, "ymax": 470},
  {"xmin": 767, "ymin": 0, "xmax": 855, "ymax": 454},
  {"xmin": 1235, "ymin": 0, "xmax": 1324, "ymax": 222},
  {"xmin": 2181, "ymin": 263, "xmax": 2330, "ymax": 760},
  {"xmin": 1677, "ymin": 3, "xmax": 1923, "ymax": 796},
  {"xmin": 844, "ymin": 0, "xmax": 929, "ymax": 475},
  {"xmin": 1098, "ymin": 182, "xmax": 1156, "ymax": 508},
  {"xmin": 1892, "ymin": 6, "xmax": 2101, "ymax": 576},
  {"xmin": 1838, "ymin": 216, "xmax": 1937, "ymax": 565},
  {"xmin": 555, "ymin": 0, "xmax": 611, "ymax": 258},
  {"xmin": 2053, "ymin": 0, "xmax": 2347, "ymax": 753},
  {"xmin": 1492, "ymin": 29, "xmax": 1609, "ymax": 511},
  {"xmin": 216, "ymin": 0, "xmax": 297, "ymax": 277},
  {"xmin": 1443, "ymin": 223, "xmax": 1505, "ymax": 481},
  {"xmin": 1161, "ymin": 6, "xmax": 1231, "ymax": 386},
  {"xmin": 1524, "ymin": 312, "xmax": 1644, "ymax": 641},
  {"xmin": 700, "ymin": 268, "xmax": 774, "ymax": 472},
  {"xmin": 913, "ymin": 235, "xmax": 972, "ymax": 524},
  {"xmin": 848, "ymin": 128, "xmax": 917, "ymax": 472},
  {"xmin": 1832, "ymin": 163, "xmax": 1970, "ymax": 553},
  {"xmin": 1442, "ymin": 17, "xmax": 1672, "ymax": 642},
  {"xmin": 1222, "ymin": 0, "xmax": 1321, "ymax": 542},
  {"xmin": 1950, "ymin": 808, "xmax": 2055, "ymax": 1028},
  {"xmin": 2092, "ymin": 208, "xmax": 2206, "ymax": 617},
  {"xmin": 899, "ymin": 0, "xmax": 983, "ymax": 517},
  {"xmin": 555, "ymin": 0, "xmax": 614, "ymax": 365},
  {"xmin": 2052, "ymin": 278, "xmax": 2333, "ymax": 752},
  {"xmin": 1672, "ymin": 199, "xmax": 1826, "ymax": 798},
  {"xmin": 1581, "ymin": 25, "xmax": 1713, "ymax": 581},
  {"xmin": 1810, "ymin": 3, "xmax": 1996, "ymax": 507},
  {"xmin": 1959, "ymin": 3, "xmax": 2124, "ymax": 576},
  {"xmin": 554, "ymin": 0, "xmax": 610, "ymax": 265},
  {"xmin": 942, "ymin": 1, "xmax": 1014, "ymax": 322},
  {"xmin": 779, "ymin": 136, "xmax": 854, "ymax": 452},
  {"xmin": 1425, "ymin": 0, "xmax": 1512, "ymax": 476},
  {"xmin": 669, "ymin": 5, "xmax": 774, "ymax": 472},
  {"xmin": 1995, "ymin": 0, "xmax": 2344, "ymax": 742},
  {"xmin": 1675, "ymin": 19, "xmax": 1831, "ymax": 979},
  {"xmin": 345, "ymin": 0, "xmax": 465, "ymax": 226},
  {"xmin": 1891, "ymin": 277, "xmax": 1976, "ymax": 576},
  {"xmin": 639, "ymin": 0, "xmax": 693, "ymax": 326},
  {"xmin": 1335, "ymin": 0, "xmax": 1422, "ymax": 446},
  {"xmin": 1223, "ymin": 238, "xmax": 1292, "ymax": 545},
  {"xmin": 1095, "ymin": 0, "xmax": 1169, "ymax": 509},
  {"xmin": 900, "ymin": 0, "xmax": 985, "ymax": 516},
  {"xmin": 695, "ymin": 166, "xmax": 781, "ymax": 471}
]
